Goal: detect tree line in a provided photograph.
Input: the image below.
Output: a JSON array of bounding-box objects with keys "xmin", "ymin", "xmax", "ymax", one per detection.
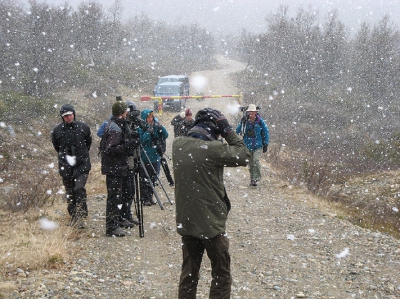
[{"xmin": 0, "ymin": 0, "xmax": 215, "ymax": 98}]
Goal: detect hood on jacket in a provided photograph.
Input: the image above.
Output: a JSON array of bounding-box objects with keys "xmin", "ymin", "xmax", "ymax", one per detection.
[
  {"xmin": 60, "ymin": 104, "xmax": 76, "ymax": 119},
  {"xmin": 141, "ymin": 109, "xmax": 153, "ymax": 121}
]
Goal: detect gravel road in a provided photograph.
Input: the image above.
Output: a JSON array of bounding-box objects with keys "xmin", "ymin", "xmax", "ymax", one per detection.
[{"xmin": 3, "ymin": 55, "xmax": 400, "ymax": 299}]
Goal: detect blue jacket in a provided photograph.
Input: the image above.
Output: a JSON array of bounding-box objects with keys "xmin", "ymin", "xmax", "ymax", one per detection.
[
  {"xmin": 97, "ymin": 116, "xmax": 112, "ymax": 138},
  {"xmin": 236, "ymin": 114, "xmax": 269, "ymax": 152},
  {"xmin": 138, "ymin": 109, "xmax": 169, "ymax": 163}
]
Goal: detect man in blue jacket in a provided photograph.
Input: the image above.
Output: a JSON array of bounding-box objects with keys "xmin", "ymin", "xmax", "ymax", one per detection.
[{"xmin": 236, "ymin": 104, "xmax": 269, "ymax": 186}]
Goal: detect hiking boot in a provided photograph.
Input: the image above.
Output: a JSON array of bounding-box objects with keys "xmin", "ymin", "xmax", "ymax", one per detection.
[
  {"xmin": 250, "ymin": 180, "xmax": 258, "ymax": 186},
  {"xmin": 117, "ymin": 219, "xmax": 135, "ymax": 228},
  {"xmin": 106, "ymin": 227, "xmax": 126, "ymax": 237},
  {"xmin": 128, "ymin": 218, "xmax": 140, "ymax": 225},
  {"xmin": 143, "ymin": 200, "xmax": 152, "ymax": 206}
]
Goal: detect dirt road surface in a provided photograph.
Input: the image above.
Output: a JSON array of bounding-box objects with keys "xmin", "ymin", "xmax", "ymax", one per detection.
[{"xmin": 3, "ymin": 55, "xmax": 400, "ymax": 299}]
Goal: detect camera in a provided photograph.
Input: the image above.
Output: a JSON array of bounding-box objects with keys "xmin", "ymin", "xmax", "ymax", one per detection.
[
  {"xmin": 115, "ymin": 96, "xmax": 147, "ymax": 130},
  {"xmin": 127, "ymin": 105, "xmax": 148, "ymax": 130}
]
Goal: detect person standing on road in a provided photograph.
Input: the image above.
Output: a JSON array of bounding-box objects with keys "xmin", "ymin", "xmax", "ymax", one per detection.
[
  {"xmin": 51, "ymin": 104, "xmax": 92, "ymax": 229},
  {"xmin": 100, "ymin": 99, "xmax": 140, "ymax": 237},
  {"xmin": 171, "ymin": 108, "xmax": 195, "ymax": 137},
  {"xmin": 171, "ymin": 111, "xmax": 185, "ymax": 137},
  {"xmin": 172, "ymin": 108, "xmax": 251, "ymax": 299},
  {"xmin": 98, "ymin": 99, "xmax": 140, "ymax": 228},
  {"xmin": 138, "ymin": 109, "xmax": 168, "ymax": 206},
  {"xmin": 236, "ymin": 104, "xmax": 269, "ymax": 186},
  {"xmin": 180, "ymin": 108, "xmax": 195, "ymax": 136}
]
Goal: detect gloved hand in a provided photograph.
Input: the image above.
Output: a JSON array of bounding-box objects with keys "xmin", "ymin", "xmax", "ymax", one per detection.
[
  {"xmin": 146, "ymin": 125, "xmax": 154, "ymax": 134},
  {"xmin": 206, "ymin": 109, "xmax": 233, "ymax": 138},
  {"xmin": 263, "ymin": 145, "xmax": 268, "ymax": 153}
]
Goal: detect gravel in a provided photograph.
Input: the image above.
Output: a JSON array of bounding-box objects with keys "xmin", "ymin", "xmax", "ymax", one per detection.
[{"xmin": 3, "ymin": 166, "xmax": 400, "ymax": 299}]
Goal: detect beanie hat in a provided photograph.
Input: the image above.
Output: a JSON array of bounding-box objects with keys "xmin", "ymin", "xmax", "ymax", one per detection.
[
  {"xmin": 185, "ymin": 108, "xmax": 192, "ymax": 116},
  {"xmin": 112, "ymin": 100, "xmax": 128, "ymax": 116},
  {"xmin": 180, "ymin": 112, "xmax": 185, "ymax": 118}
]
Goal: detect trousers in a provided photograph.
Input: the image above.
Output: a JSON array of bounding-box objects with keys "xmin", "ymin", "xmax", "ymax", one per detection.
[
  {"xmin": 62, "ymin": 172, "xmax": 89, "ymax": 218},
  {"xmin": 248, "ymin": 148, "xmax": 262, "ymax": 181},
  {"xmin": 178, "ymin": 234, "xmax": 231, "ymax": 299}
]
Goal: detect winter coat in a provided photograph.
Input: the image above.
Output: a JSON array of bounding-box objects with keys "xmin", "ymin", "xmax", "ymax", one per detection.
[
  {"xmin": 172, "ymin": 132, "xmax": 251, "ymax": 239},
  {"xmin": 51, "ymin": 119, "xmax": 92, "ymax": 179},
  {"xmin": 236, "ymin": 114, "xmax": 269, "ymax": 152},
  {"xmin": 100, "ymin": 117, "xmax": 129, "ymax": 176},
  {"xmin": 138, "ymin": 109, "xmax": 169, "ymax": 163},
  {"xmin": 171, "ymin": 115, "xmax": 184, "ymax": 137}
]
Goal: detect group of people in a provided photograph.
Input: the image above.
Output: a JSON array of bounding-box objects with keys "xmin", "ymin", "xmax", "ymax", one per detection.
[{"xmin": 51, "ymin": 99, "xmax": 269, "ymax": 298}]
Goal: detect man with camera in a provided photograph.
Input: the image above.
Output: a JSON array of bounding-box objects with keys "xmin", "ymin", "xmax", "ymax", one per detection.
[
  {"xmin": 236, "ymin": 104, "xmax": 269, "ymax": 186},
  {"xmin": 51, "ymin": 104, "xmax": 92, "ymax": 229},
  {"xmin": 172, "ymin": 108, "xmax": 251, "ymax": 299},
  {"xmin": 100, "ymin": 99, "xmax": 141, "ymax": 237},
  {"xmin": 138, "ymin": 109, "xmax": 169, "ymax": 206}
]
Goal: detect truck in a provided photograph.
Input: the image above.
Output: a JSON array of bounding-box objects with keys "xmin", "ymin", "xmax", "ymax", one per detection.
[{"xmin": 153, "ymin": 81, "xmax": 186, "ymax": 112}]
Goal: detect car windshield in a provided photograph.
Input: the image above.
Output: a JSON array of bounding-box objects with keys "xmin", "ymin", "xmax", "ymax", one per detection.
[{"xmin": 156, "ymin": 84, "xmax": 181, "ymax": 95}]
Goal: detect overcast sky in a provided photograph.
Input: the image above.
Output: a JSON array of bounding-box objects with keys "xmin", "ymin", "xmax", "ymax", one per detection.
[{"xmin": 21, "ymin": 0, "xmax": 400, "ymax": 36}]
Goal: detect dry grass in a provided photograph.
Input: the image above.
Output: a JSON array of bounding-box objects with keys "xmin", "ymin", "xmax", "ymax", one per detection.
[{"xmin": 0, "ymin": 202, "xmax": 77, "ymax": 275}]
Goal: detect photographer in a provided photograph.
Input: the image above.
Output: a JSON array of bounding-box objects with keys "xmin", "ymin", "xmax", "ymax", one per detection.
[
  {"xmin": 236, "ymin": 104, "xmax": 269, "ymax": 186},
  {"xmin": 101, "ymin": 99, "xmax": 141, "ymax": 237},
  {"xmin": 138, "ymin": 109, "xmax": 169, "ymax": 206},
  {"xmin": 172, "ymin": 108, "xmax": 251, "ymax": 298},
  {"xmin": 98, "ymin": 99, "xmax": 141, "ymax": 230}
]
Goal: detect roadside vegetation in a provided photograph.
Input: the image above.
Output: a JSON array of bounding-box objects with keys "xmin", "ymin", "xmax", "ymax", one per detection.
[{"xmin": 228, "ymin": 6, "xmax": 400, "ymax": 237}]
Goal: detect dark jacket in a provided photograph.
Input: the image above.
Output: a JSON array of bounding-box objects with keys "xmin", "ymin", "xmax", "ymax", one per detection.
[
  {"xmin": 171, "ymin": 114, "xmax": 184, "ymax": 137},
  {"xmin": 172, "ymin": 132, "xmax": 251, "ymax": 239},
  {"xmin": 100, "ymin": 117, "xmax": 129, "ymax": 176},
  {"xmin": 236, "ymin": 114, "xmax": 269, "ymax": 152},
  {"xmin": 138, "ymin": 109, "xmax": 169, "ymax": 163},
  {"xmin": 51, "ymin": 120, "xmax": 92, "ymax": 179}
]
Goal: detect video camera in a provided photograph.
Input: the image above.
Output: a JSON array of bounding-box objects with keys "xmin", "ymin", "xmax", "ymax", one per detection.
[{"xmin": 115, "ymin": 96, "xmax": 148, "ymax": 130}]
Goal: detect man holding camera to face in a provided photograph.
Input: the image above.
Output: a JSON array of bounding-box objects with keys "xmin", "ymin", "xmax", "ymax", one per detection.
[{"xmin": 172, "ymin": 108, "xmax": 251, "ymax": 299}]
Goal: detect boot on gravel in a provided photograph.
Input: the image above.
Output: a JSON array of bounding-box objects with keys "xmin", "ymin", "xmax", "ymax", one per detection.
[
  {"xmin": 106, "ymin": 227, "xmax": 127, "ymax": 237},
  {"xmin": 117, "ymin": 219, "xmax": 135, "ymax": 228}
]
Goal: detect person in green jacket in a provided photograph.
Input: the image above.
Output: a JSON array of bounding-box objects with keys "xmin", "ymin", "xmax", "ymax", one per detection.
[{"xmin": 172, "ymin": 108, "xmax": 251, "ymax": 299}]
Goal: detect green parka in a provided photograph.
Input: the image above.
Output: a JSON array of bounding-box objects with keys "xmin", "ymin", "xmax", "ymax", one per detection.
[{"xmin": 172, "ymin": 132, "xmax": 251, "ymax": 239}]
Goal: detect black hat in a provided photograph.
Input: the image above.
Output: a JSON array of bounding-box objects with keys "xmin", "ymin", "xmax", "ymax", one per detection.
[
  {"xmin": 188, "ymin": 108, "xmax": 221, "ymax": 141},
  {"xmin": 60, "ymin": 104, "xmax": 75, "ymax": 117}
]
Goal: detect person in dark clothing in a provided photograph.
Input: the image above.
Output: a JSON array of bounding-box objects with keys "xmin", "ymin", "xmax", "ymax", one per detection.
[
  {"xmin": 171, "ymin": 108, "xmax": 195, "ymax": 137},
  {"xmin": 171, "ymin": 111, "xmax": 185, "ymax": 137},
  {"xmin": 101, "ymin": 99, "xmax": 140, "ymax": 237},
  {"xmin": 51, "ymin": 104, "xmax": 92, "ymax": 229},
  {"xmin": 138, "ymin": 109, "xmax": 168, "ymax": 206},
  {"xmin": 172, "ymin": 108, "xmax": 251, "ymax": 299},
  {"xmin": 98, "ymin": 100, "xmax": 139, "ymax": 228}
]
